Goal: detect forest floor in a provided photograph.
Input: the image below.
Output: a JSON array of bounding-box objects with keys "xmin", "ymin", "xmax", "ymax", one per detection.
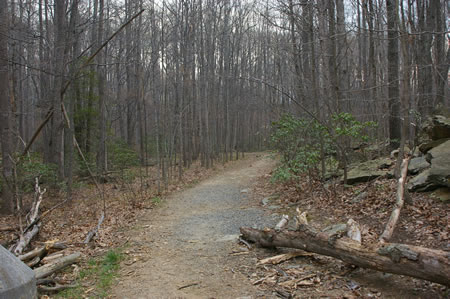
[{"xmin": 1, "ymin": 153, "xmax": 449, "ymax": 298}]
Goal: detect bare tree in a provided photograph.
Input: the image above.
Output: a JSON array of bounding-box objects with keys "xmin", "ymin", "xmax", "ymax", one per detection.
[{"xmin": 0, "ymin": 0, "xmax": 14, "ymax": 214}]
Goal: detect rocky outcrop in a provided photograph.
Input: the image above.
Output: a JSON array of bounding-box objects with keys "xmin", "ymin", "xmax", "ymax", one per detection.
[
  {"xmin": 408, "ymin": 140, "xmax": 450, "ymax": 192},
  {"xmin": 346, "ymin": 158, "xmax": 393, "ymax": 185},
  {"xmin": 338, "ymin": 115, "xmax": 450, "ymax": 190},
  {"xmin": 418, "ymin": 138, "xmax": 450, "ymax": 154},
  {"xmin": 427, "ymin": 140, "xmax": 450, "ymax": 187},
  {"xmin": 408, "ymin": 156, "xmax": 430, "ymax": 175},
  {"xmin": 425, "ymin": 115, "xmax": 450, "ymax": 140},
  {"xmin": 407, "ymin": 115, "xmax": 450, "ymax": 192}
]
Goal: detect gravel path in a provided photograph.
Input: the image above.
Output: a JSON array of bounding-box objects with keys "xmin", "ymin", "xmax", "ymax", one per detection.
[{"xmin": 111, "ymin": 153, "xmax": 278, "ymax": 298}]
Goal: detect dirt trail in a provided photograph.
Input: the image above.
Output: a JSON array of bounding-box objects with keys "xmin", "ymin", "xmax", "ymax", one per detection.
[{"xmin": 111, "ymin": 153, "xmax": 278, "ymax": 298}]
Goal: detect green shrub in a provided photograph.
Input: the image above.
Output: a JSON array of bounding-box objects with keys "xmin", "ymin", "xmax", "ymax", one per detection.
[
  {"xmin": 18, "ymin": 156, "xmax": 58, "ymax": 192},
  {"xmin": 270, "ymin": 114, "xmax": 326, "ymax": 182},
  {"xmin": 270, "ymin": 113, "xmax": 376, "ymax": 183},
  {"xmin": 108, "ymin": 139, "xmax": 140, "ymax": 170}
]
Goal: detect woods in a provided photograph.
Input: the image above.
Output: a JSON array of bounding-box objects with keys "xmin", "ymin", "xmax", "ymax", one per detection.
[{"xmin": 0, "ymin": 0, "xmax": 448, "ymax": 214}]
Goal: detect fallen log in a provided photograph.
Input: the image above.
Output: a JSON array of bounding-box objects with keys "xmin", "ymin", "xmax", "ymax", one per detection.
[
  {"xmin": 34, "ymin": 252, "xmax": 81, "ymax": 279},
  {"xmin": 19, "ymin": 244, "xmax": 47, "ymax": 261},
  {"xmin": 41, "ymin": 253, "xmax": 64, "ymax": 264},
  {"xmin": 19, "ymin": 242, "xmax": 68, "ymax": 262},
  {"xmin": 380, "ymin": 157, "xmax": 410, "ymax": 243},
  {"xmin": 240, "ymin": 226, "xmax": 450, "ymax": 287}
]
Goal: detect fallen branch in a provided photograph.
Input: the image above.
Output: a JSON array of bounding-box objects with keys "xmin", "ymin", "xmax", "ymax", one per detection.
[
  {"xmin": 26, "ymin": 256, "xmax": 41, "ymax": 267},
  {"xmin": 41, "ymin": 253, "xmax": 64, "ymax": 264},
  {"xmin": 34, "ymin": 252, "xmax": 81, "ymax": 279},
  {"xmin": 0, "ymin": 225, "xmax": 18, "ymax": 232},
  {"xmin": 178, "ymin": 281, "xmax": 200, "ymax": 290},
  {"xmin": 24, "ymin": 198, "xmax": 72, "ymax": 234},
  {"xmin": 18, "ymin": 245, "xmax": 47, "ymax": 261},
  {"xmin": 38, "ymin": 283, "xmax": 77, "ymax": 293},
  {"xmin": 18, "ymin": 241, "xmax": 67, "ymax": 261},
  {"xmin": 379, "ymin": 157, "xmax": 410, "ymax": 243},
  {"xmin": 259, "ymin": 251, "xmax": 313, "ymax": 265},
  {"xmin": 84, "ymin": 212, "xmax": 105, "ymax": 244},
  {"xmin": 36, "ymin": 278, "xmax": 56, "ymax": 285},
  {"xmin": 240, "ymin": 226, "xmax": 450, "ymax": 287},
  {"xmin": 12, "ymin": 178, "xmax": 46, "ymax": 255},
  {"xmin": 13, "ymin": 222, "xmax": 41, "ymax": 255}
]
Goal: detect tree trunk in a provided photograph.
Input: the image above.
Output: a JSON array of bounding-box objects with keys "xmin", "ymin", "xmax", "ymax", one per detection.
[
  {"xmin": 50, "ymin": 0, "xmax": 67, "ymax": 179},
  {"xmin": 96, "ymin": 0, "xmax": 107, "ymax": 174},
  {"xmin": 0, "ymin": 0, "xmax": 14, "ymax": 215},
  {"xmin": 386, "ymin": 0, "xmax": 401, "ymax": 149},
  {"xmin": 240, "ymin": 226, "xmax": 450, "ymax": 287}
]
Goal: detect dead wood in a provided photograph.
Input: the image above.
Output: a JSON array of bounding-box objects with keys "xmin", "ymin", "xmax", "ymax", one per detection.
[
  {"xmin": 13, "ymin": 222, "xmax": 41, "ymax": 255},
  {"xmin": 38, "ymin": 283, "xmax": 77, "ymax": 293},
  {"xmin": 19, "ymin": 242, "xmax": 68, "ymax": 261},
  {"xmin": 275, "ymin": 215, "xmax": 289, "ymax": 231},
  {"xmin": 12, "ymin": 178, "xmax": 46, "ymax": 255},
  {"xmin": 36, "ymin": 278, "xmax": 56, "ymax": 285},
  {"xmin": 41, "ymin": 253, "xmax": 64, "ymax": 264},
  {"xmin": 26, "ymin": 256, "xmax": 41, "ymax": 267},
  {"xmin": 0, "ymin": 225, "xmax": 18, "ymax": 232},
  {"xmin": 380, "ymin": 157, "xmax": 410, "ymax": 243},
  {"xmin": 240, "ymin": 226, "xmax": 450, "ymax": 287},
  {"xmin": 34, "ymin": 252, "xmax": 81, "ymax": 279},
  {"xmin": 84, "ymin": 212, "xmax": 105, "ymax": 243},
  {"xmin": 258, "ymin": 251, "xmax": 313, "ymax": 265},
  {"xmin": 178, "ymin": 281, "xmax": 200, "ymax": 290},
  {"xmin": 19, "ymin": 245, "xmax": 47, "ymax": 261}
]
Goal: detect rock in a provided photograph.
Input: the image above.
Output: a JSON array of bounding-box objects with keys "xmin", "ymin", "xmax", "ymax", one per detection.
[
  {"xmin": 408, "ymin": 140, "xmax": 450, "ymax": 191},
  {"xmin": 427, "ymin": 140, "xmax": 450, "ymax": 187},
  {"xmin": 345, "ymin": 158, "xmax": 392, "ymax": 185},
  {"xmin": 408, "ymin": 156, "xmax": 430, "ymax": 175},
  {"xmin": 408, "ymin": 169, "xmax": 434, "ymax": 192},
  {"xmin": 419, "ymin": 138, "xmax": 450, "ymax": 154},
  {"xmin": 0, "ymin": 245, "xmax": 37, "ymax": 299},
  {"xmin": 426, "ymin": 115, "xmax": 450, "ymax": 140}
]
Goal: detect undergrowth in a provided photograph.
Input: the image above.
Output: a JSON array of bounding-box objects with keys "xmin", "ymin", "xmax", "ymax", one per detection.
[{"xmin": 56, "ymin": 249, "xmax": 123, "ymax": 298}]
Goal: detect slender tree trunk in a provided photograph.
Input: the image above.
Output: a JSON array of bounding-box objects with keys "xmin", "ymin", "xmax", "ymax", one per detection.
[
  {"xmin": 96, "ymin": 0, "xmax": 106, "ymax": 174},
  {"xmin": 0, "ymin": 0, "xmax": 14, "ymax": 214},
  {"xmin": 387, "ymin": 0, "xmax": 401, "ymax": 149}
]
